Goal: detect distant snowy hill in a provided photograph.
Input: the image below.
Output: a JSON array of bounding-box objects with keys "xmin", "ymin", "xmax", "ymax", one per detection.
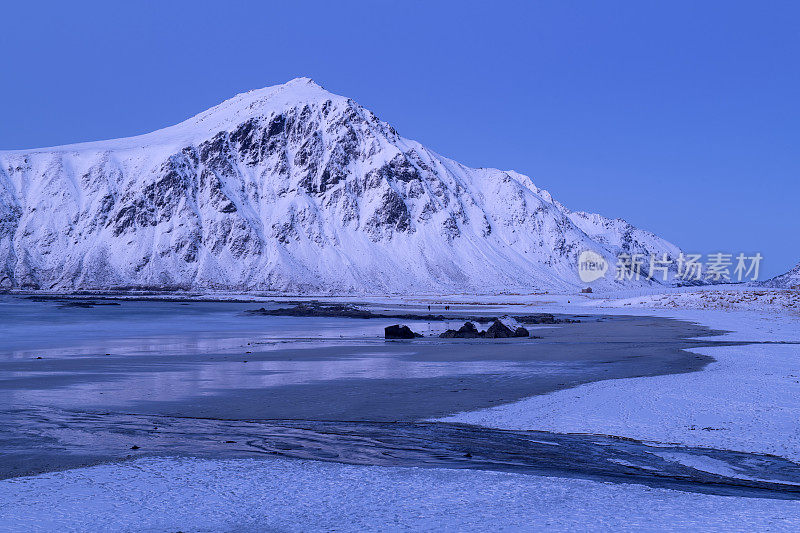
[
  {"xmin": 761, "ymin": 262, "xmax": 800, "ymax": 289},
  {"xmin": 0, "ymin": 78, "xmax": 682, "ymax": 293}
]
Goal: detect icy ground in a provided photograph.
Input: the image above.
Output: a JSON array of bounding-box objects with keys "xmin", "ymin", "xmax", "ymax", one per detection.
[
  {"xmin": 441, "ymin": 289, "xmax": 800, "ymax": 462},
  {"xmin": 591, "ymin": 286, "xmax": 800, "ymax": 313},
  {"xmin": 1, "ymin": 456, "xmax": 799, "ymax": 532}
]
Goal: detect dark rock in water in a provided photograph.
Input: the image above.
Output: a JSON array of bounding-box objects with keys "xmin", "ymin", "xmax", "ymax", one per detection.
[
  {"xmin": 441, "ymin": 320, "xmax": 532, "ymax": 339},
  {"xmin": 245, "ymin": 302, "xmax": 375, "ymax": 319},
  {"xmin": 512, "ymin": 313, "xmax": 582, "ymax": 324},
  {"xmin": 485, "ymin": 319, "xmax": 514, "ymax": 338},
  {"xmin": 385, "ymin": 324, "xmax": 422, "ymax": 339},
  {"xmin": 440, "ymin": 321, "xmax": 483, "ymax": 338},
  {"xmin": 58, "ymin": 301, "xmax": 98, "ymax": 309},
  {"xmin": 513, "ymin": 313, "xmax": 557, "ymax": 324},
  {"xmin": 54, "ymin": 300, "xmax": 123, "ymax": 309},
  {"xmin": 245, "ymin": 302, "xmax": 453, "ymax": 321},
  {"xmin": 513, "ymin": 326, "xmax": 530, "ymax": 337},
  {"xmin": 457, "ymin": 322, "xmax": 481, "ymax": 337},
  {"xmin": 244, "ymin": 303, "xmax": 579, "ymax": 324}
]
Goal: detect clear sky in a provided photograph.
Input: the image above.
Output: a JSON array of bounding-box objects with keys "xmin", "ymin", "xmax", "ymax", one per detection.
[{"xmin": 1, "ymin": 1, "xmax": 797, "ymax": 278}]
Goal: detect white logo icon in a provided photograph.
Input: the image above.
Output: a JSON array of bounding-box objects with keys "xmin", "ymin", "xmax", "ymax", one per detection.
[{"xmin": 578, "ymin": 250, "xmax": 608, "ymax": 283}]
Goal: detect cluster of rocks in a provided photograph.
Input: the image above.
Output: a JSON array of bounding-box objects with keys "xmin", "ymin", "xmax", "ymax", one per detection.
[
  {"xmin": 440, "ymin": 320, "xmax": 529, "ymax": 339},
  {"xmin": 384, "ymin": 319, "xmax": 531, "ymax": 340}
]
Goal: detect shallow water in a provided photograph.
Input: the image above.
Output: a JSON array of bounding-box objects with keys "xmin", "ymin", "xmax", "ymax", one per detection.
[
  {"xmin": 4, "ymin": 294, "xmax": 758, "ymax": 496},
  {"xmin": 5, "ymin": 407, "xmax": 800, "ymax": 500},
  {"xmin": 0, "ymin": 296, "xmax": 566, "ymax": 411},
  {"xmin": 0, "ymin": 297, "xmax": 472, "ymax": 358}
]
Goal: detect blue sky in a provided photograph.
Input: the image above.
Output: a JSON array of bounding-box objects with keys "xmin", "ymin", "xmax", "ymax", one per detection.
[{"xmin": 1, "ymin": 1, "xmax": 797, "ymax": 277}]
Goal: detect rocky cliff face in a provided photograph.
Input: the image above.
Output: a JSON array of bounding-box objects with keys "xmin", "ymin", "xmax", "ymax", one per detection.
[{"xmin": 0, "ymin": 78, "xmax": 681, "ymax": 293}]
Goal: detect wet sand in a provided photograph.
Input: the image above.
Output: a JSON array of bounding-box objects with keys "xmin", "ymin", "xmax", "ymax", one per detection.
[
  {"xmin": 125, "ymin": 316, "xmax": 722, "ymax": 421},
  {"xmin": 0, "ymin": 296, "xmax": 731, "ymax": 479}
]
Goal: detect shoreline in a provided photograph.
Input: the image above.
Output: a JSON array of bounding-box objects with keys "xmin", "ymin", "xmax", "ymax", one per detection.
[{"xmin": 440, "ymin": 305, "xmax": 800, "ymax": 461}]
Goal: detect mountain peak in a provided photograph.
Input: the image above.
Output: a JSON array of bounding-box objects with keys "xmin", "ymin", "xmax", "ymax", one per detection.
[
  {"xmin": 184, "ymin": 77, "xmax": 339, "ymax": 134},
  {"xmin": 239, "ymin": 77, "xmax": 329, "ymax": 100},
  {"xmin": 283, "ymin": 76, "xmax": 322, "ymax": 88}
]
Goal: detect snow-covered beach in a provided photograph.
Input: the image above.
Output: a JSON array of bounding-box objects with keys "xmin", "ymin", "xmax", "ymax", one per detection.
[
  {"xmin": 0, "ymin": 288, "xmax": 799, "ymax": 531},
  {"xmin": 442, "ymin": 306, "xmax": 800, "ymax": 461},
  {"xmin": 2, "ymin": 455, "xmax": 799, "ymax": 532}
]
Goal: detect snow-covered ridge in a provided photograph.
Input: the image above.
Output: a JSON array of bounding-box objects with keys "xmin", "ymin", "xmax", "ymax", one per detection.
[
  {"xmin": 0, "ymin": 78, "xmax": 681, "ymax": 293},
  {"xmin": 761, "ymin": 261, "xmax": 800, "ymax": 289}
]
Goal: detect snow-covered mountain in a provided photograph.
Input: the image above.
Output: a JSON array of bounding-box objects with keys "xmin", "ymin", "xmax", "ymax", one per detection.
[
  {"xmin": 0, "ymin": 78, "xmax": 682, "ymax": 294},
  {"xmin": 761, "ymin": 262, "xmax": 800, "ymax": 289}
]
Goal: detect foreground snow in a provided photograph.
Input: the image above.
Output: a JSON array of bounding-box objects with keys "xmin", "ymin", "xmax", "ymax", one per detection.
[{"xmin": 1, "ymin": 456, "xmax": 798, "ymax": 532}]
